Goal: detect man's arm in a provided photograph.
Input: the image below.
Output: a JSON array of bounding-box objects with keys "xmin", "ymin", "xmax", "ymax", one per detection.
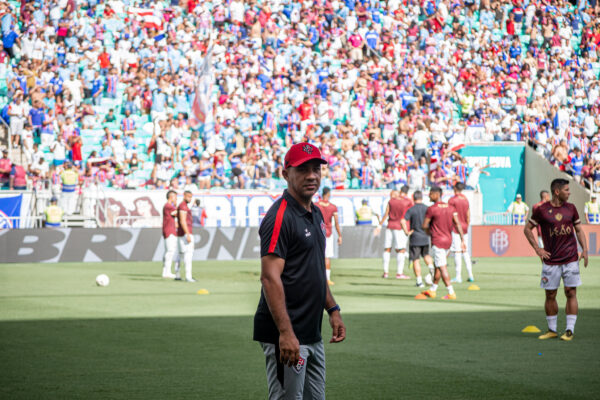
[
  {"xmin": 333, "ymin": 212, "xmax": 342, "ymax": 245},
  {"xmin": 178, "ymin": 209, "xmax": 192, "ymax": 243},
  {"xmin": 400, "ymin": 218, "xmax": 411, "ymax": 235},
  {"xmin": 324, "ymin": 284, "xmax": 345, "ymax": 343},
  {"xmin": 422, "ymin": 216, "xmax": 431, "ymax": 236},
  {"xmin": 574, "ymin": 223, "xmax": 589, "ymax": 268},
  {"xmin": 260, "ymin": 254, "xmax": 299, "ymax": 366},
  {"xmin": 452, "ymin": 214, "xmax": 466, "ymax": 251},
  {"xmin": 379, "ymin": 204, "xmax": 390, "ymax": 226},
  {"xmin": 523, "ymin": 221, "xmax": 550, "ymax": 261}
]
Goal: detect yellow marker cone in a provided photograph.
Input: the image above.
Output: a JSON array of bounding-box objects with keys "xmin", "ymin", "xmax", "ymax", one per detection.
[
  {"xmin": 467, "ymin": 284, "xmax": 480, "ymax": 291},
  {"xmin": 522, "ymin": 325, "xmax": 541, "ymax": 333},
  {"xmin": 197, "ymin": 289, "xmax": 210, "ymax": 295}
]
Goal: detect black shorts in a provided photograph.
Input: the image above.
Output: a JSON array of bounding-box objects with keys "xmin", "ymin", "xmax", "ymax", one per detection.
[{"xmin": 409, "ymin": 245, "xmax": 430, "ymax": 261}]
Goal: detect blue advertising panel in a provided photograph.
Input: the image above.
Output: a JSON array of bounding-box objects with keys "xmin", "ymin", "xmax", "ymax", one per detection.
[
  {"xmin": 459, "ymin": 144, "xmax": 525, "ymax": 213},
  {"xmin": 0, "ymin": 194, "xmax": 23, "ymax": 229}
]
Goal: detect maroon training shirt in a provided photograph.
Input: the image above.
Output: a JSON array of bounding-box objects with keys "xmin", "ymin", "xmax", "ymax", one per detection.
[
  {"xmin": 388, "ymin": 196, "xmax": 413, "ymax": 230},
  {"xmin": 162, "ymin": 202, "xmax": 177, "ymax": 238},
  {"xmin": 530, "ymin": 201, "xmax": 580, "ymax": 265},
  {"xmin": 177, "ymin": 201, "xmax": 193, "ymax": 237},
  {"xmin": 316, "ymin": 201, "xmax": 337, "ymax": 238},
  {"xmin": 425, "ymin": 201, "xmax": 457, "ymax": 249},
  {"xmin": 449, "ymin": 194, "xmax": 469, "ymax": 234}
]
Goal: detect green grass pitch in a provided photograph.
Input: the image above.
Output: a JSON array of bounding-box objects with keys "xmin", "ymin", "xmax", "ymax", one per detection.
[{"xmin": 1, "ymin": 257, "xmax": 599, "ymax": 399}]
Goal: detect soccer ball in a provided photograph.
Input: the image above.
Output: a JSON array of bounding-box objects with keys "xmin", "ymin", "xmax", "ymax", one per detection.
[{"xmin": 96, "ymin": 274, "xmax": 110, "ymax": 287}]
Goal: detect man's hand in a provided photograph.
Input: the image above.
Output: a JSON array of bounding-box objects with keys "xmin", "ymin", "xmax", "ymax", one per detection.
[
  {"xmin": 186, "ymin": 233, "xmax": 193, "ymax": 244},
  {"xmin": 461, "ymin": 239, "xmax": 467, "ymax": 252},
  {"xmin": 337, "ymin": 236, "xmax": 342, "ymax": 245},
  {"xmin": 373, "ymin": 226, "xmax": 381, "ymax": 237},
  {"xmin": 580, "ymin": 250, "xmax": 589, "ymax": 267},
  {"xmin": 279, "ymin": 330, "xmax": 300, "ymax": 367},
  {"xmin": 329, "ymin": 311, "xmax": 346, "ymax": 343},
  {"xmin": 535, "ymin": 247, "xmax": 551, "ymax": 261}
]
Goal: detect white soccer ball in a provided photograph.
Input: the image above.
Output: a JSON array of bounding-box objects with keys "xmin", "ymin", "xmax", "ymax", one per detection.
[{"xmin": 96, "ymin": 274, "xmax": 110, "ymax": 287}]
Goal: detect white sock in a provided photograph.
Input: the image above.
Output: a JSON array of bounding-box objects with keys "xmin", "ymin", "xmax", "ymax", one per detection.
[
  {"xmin": 463, "ymin": 253, "xmax": 473, "ymax": 279},
  {"xmin": 427, "ymin": 264, "xmax": 434, "ymax": 275},
  {"xmin": 416, "ymin": 276, "xmax": 423, "ymax": 284},
  {"xmin": 396, "ymin": 252, "xmax": 405, "ymax": 275},
  {"xmin": 546, "ymin": 315, "xmax": 557, "ymax": 332},
  {"xmin": 447, "ymin": 285, "xmax": 455, "ymax": 295},
  {"xmin": 454, "ymin": 253, "xmax": 462, "ymax": 279},
  {"xmin": 566, "ymin": 314, "xmax": 577, "ymax": 333},
  {"xmin": 383, "ymin": 252, "xmax": 390, "ymax": 274},
  {"xmin": 430, "ymin": 284, "xmax": 438, "ymax": 292},
  {"xmin": 326, "ymin": 269, "xmax": 331, "ymax": 281}
]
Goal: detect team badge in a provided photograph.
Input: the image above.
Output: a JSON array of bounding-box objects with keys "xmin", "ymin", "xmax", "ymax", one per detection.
[
  {"xmin": 302, "ymin": 144, "xmax": 313, "ymax": 154},
  {"xmin": 541, "ymin": 277, "xmax": 549, "ymax": 284},
  {"xmin": 294, "ymin": 356, "xmax": 306, "ymax": 373},
  {"xmin": 555, "ymin": 213, "xmax": 563, "ymax": 221}
]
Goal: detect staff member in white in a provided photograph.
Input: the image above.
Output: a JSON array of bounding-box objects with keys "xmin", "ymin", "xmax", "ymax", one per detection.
[
  {"xmin": 176, "ymin": 190, "xmax": 196, "ymax": 282},
  {"xmin": 161, "ymin": 190, "xmax": 178, "ymax": 279}
]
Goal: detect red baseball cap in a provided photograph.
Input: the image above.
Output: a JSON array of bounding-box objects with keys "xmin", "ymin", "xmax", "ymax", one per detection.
[{"xmin": 284, "ymin": 143, "xmax": 327, "ymax": 169}]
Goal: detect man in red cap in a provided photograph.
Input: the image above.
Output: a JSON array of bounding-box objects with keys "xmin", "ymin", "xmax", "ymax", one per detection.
[{"xmin": 254, "ymin": 142, "xmax": 346, "ymax": 399}]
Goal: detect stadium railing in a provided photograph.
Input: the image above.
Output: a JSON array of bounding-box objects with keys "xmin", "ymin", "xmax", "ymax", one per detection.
[{"xmin": 482, "ymin": 212, "xmax": 513, "ymax": 225}]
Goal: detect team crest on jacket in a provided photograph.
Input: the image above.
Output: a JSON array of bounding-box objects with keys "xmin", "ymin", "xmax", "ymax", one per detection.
[
  {"xmin": 302, "ymin": 144, "xmax": 313, "ymax": 154},
  {"xmin": 320, "ymin": 220, "xmax": 326, "ymax": 237}
]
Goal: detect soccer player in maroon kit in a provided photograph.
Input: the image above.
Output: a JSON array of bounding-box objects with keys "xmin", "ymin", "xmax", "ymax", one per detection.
[
  {"xmin": 316, "ymin": 187, "xmax": 342, "ymax": 286},
  {"xmin": 448, "ymin": 182, "xmax": 474, "ymax": 283},
  {"xmin": 379, "ymin": 185, "xmax": 413, "ymax": 279},
  {"xmin": 524, "ymin": 179, "xmax": 588, "ymax": 341},
  {"xmin": 162, "ymin": 190, "xmax": 178, "ymax": 279},
  {"xmin": 176, "ymin": 190, "xmax": 196, "ymax": 282},
  {"xmin": 416, "ymin": 186, "xmax": 465, "ymax": 300}
]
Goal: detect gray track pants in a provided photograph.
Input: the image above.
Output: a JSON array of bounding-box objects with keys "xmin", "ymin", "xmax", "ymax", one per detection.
[{"xmin": 260, "ymin": 341, "xmax": 326, "ymax": 400}]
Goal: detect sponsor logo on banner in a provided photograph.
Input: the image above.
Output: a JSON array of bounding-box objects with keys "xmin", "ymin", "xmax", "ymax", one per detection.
[
  {"xmin": 490, "ymin": 228, "xmax": 509, "ymax": 256},
  {"xmin": 0, "ymin": 194, "xmax": 22, "ymax": 229},
  {"xmin": 0, "ymin": 210, "xmax": 12, "ymax": 229}
]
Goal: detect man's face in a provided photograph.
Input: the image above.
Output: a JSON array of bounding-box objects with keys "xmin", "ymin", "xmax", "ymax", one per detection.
[
  {"xmin": 283, "ymin": 159, "xmax": 322, "ymax": 201},
  {"xmin": 555, "ymin": 184, "xmax": 570, "ymax": 202},
  {"xmin": 429, "ymin": 190, "xmax": 440, "ymax": 202},
  {"xmin": 184, "ymin": 192, "xmax": 193, "ymax": 204}
]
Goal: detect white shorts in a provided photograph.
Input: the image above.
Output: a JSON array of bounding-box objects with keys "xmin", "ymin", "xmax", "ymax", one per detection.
[
  {"xmin": 325, "ymin": 235, "xmax": 334, "ymax": 258},
  {"xmin": 164, "ymin": 235, "xmax": 178, "ymax": 253},
  {"xmin": 432, "ymin": 245, "xmax": 449, "ymax": 267},
  {"xmin": 178, "ymin": 236, "xmax": 194, "ymax": 254},
  {"xmin": 540, "ymin": 261, "xmax": 581, "ymax": 290},
  {"xmin": 450, "ymin": 232, "xmax": 469, "ymax": 252},
  {"xmin": 384, "ymin": 229, "xmax": 407, "ymax": 250}
]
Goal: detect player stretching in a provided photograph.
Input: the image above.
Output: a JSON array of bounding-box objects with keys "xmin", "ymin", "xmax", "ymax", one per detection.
[
  {"xmin": 316, "ymin": 187, "xmax": 342, "ymax": 286},
  {"xmin": 416, "ymin": 186, "xmax": 465, "ymax": 300},
  {"xmin": 379, "ymin": 186, "xmax": 413, "ymax": 279},
  {"xmin": 162, "ymin": 190, "xmax": 178, "ymax": 279},
  {"xmin": 524, "ymin": 179, "xmax": 588, "ymax": 341},
  {"xmin": 176, "ymin": 190, "xmax": 196, "ymax": 282},
  {"xmin": 449, "ymin": 182, "xmax": 474, "ymax": 283}
]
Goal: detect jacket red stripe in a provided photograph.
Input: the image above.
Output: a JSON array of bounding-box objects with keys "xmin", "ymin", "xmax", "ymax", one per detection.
[{"xmin": 268, "ymin": 199, "xmax": 288, "ymax": 253}]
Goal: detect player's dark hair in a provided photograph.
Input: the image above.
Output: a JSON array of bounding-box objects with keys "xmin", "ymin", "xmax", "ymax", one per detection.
[
  {"xmin": 430, "ymin": 186, "xmax": 443, "ymax": 195},
  {"xmin": 166, "ymin": 190, "xmax": 176, "ymax": 199},
  {"xmin": 454, "ymin": 182, "xmax": 465, "ymax": 192},
  {"xmin": 539, "ymin": 190, "xmax": 549, "ymax": 199},
  {"xmin": 550, "ymin": 179, "xmax": 569, "ymax": 195},
  {"xmin": 400, "ymin": 185, "xmax": 409, "ymax": 194},
  {"xmin": 322, "ymin": 187, "xmax": 331, "ymax": 196},
  {"xmin": 184, "ymin": 190, "xmax": 193, "ymax": 195},
  {"xmin": 413, "ymin": 190, "xmax": 423, "ymax": 201}
]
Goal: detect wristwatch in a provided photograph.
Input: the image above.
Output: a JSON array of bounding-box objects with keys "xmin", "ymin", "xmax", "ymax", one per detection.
[{"xmin": 326, "ymin": 304, "xmax": 341, "ymax": 315}]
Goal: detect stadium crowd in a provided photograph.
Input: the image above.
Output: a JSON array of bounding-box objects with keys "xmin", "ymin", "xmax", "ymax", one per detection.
[{"xmin": 1, "ymin": 0, "xmax": 600, "ymax": 197}]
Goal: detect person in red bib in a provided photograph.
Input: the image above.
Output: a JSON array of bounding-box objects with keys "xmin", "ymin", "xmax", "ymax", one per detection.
[
  {"xmin": 417, "ymin": 186, "xmax": 465, "ymax": 301},
  {"xmin": 316, "ymin": 187, "xmax": 342, "ymax": 286},
  {"xmin": 524, "ymin": 179, "xmax": 588, "ymax": 341},
  {"xmin": 176, "ymin": 190, "xmax": 196, "ymax": 282},
  {"xmin": 162, "ymin": 190, "xmax": 178, "ymax": 279},
  {"xmin": 378, "ymin": 185, "xmax": 413, "ymax": 279},
  {"xmin": 448, "ymin": 182, "xmax": 473, "ymax": 283}
]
